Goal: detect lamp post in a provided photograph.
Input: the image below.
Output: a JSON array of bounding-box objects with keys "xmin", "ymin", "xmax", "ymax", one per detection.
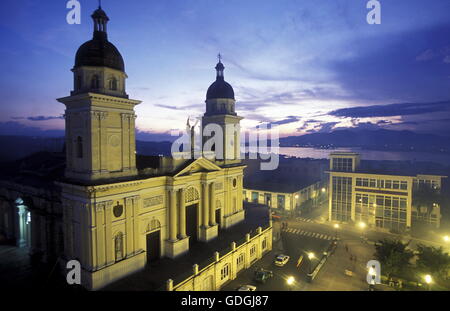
[
  {"xmin": 308, "ymin": 252, "xmax": 316, "ymax": 274},
  {"xmin": 334, "ymin": 223, "xmax": 340, "ymax": 240},
  {"xmin": 294, "ymin": 194, "xmax": 299, "ymax": 217},
  {"xmin": 286, "ymin": 276, "xmax": 295, "ymax": 291},
  {"xmin": 424, "ymin": 274, "xmax": 432, "ymax": 291},
  {"xmin": 358, "ymin": 222, "xmax": 367, "ymax": 242}
]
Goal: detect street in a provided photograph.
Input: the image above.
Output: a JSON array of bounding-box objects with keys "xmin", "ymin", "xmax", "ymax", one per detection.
[{"xmin": 222, "ymin": 202, "xmax": 396, "ymax": 291}]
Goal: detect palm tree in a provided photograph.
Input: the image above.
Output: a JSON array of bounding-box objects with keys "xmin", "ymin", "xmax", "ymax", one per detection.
[{"xmin": 374, "ymin": 239, "xmax": 414, "ymax": 279}]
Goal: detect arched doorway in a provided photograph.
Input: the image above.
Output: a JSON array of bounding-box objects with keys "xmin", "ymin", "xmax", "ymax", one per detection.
[
  {"xmin": 15, "ymin": 198, "xmax": 31, "ymax": 248},
  {"xmin": 185, "ymin": 187, "xmax": 200, "ymax": 245},
  {"xmin": 146, "ymin": 219, "xmax": 161, "ymax": 263}
]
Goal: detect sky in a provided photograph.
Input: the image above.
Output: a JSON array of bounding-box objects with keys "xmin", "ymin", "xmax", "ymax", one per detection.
[{"xmin": 0, "ymin": 0, "xmax": 449, "ymax": 140}]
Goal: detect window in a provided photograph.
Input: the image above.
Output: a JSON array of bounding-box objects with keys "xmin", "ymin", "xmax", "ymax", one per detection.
[
  {"xmin": 109, "ymin": 77, "xmax": 118, "ymax": 90},
  {"xmin": 114, "ymin": 232, "xmax": 124, "ymax": 262},
  {"xmin": 250, "ymin": 245, "xmax": 256, "ymax": 257},
  {"xmin": 76, "ymin": 136, "xmax": 83, "ymax": 158},
  {"xmin": 262, "ymin": 238, "xmax": 267, "ymax": 250},
  {"xmin": 91, "ymin": 75, "xmax": 100, "ymax": 89},
  {"xmin": 251, "ymin": 192, "xmax": 259, "ymax": 203},
  {"xmin": 237, "ymin": 253, "xmax": 244, "ymax": 266},
  {"xmin": 277, "ymin": 195, "xmax": 285, "ymax": 209},
  {"xmin": 393, "ymin": 181, "xmax": 400, "ymax": 190},
  {"xmin": 332, "ymin": 158, "xmax": 353, "ymax": 172},
  {"xmin": 400, "ymin": 181, "xmax": 407, "ymax": 190},
  {"xmin": 220, "ymin": 264, "xmax": 230, "ymax": 280}
]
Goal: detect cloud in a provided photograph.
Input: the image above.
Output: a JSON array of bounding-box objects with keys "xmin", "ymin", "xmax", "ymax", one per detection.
[
  {"xmin": 329, "ymin": 101, "xmax": 450, "ymax": 118},
  {"xmin": 265, "ymin": 116, "xmax": 300, "ymax": 127},
  {"xmin": 26, "ymin": 115, "xmax": 64, "ymax": 121},
  {"xmin": 416, "ymin": 49, "xmax": 436, "ymax": 61},
  {"xmin": 154, "ymin": 103, "xmax": 203, "ymax": 111},
  {"xmin": 135, "ymin": 129, "xmax": 179, "ymax": 142}
]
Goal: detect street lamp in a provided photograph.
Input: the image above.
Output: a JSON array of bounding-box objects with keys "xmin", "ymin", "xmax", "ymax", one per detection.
[
  {"xmin": 358, "ymin": 222, "xmax": 367, "ymax": 242},
  {"xmin": 424, "ymin": 274, "xmax": 432, "ymax": 291},
  {"xmin": 334, "ymin": 223, "xmax": 340, "ymax": 239},
  {"xmin": 443, "ymin": 235, "xmax": 449, "ymax": 243},
  {"xmin": 321, "ymin": 188, "xmax": 326, "ymax": 193},
  {"xmin": 286, "ymin": 276, "xmax": 295, "ymax": 290},
  {"xmin": 308, "ymin": 252, "xmax": 316, "ymax": 274}
]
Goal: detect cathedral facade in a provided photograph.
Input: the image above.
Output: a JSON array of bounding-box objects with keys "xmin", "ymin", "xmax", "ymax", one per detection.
[{"xmin": 0, "ymin": 7, "xmax": 246, "ymax": 290}]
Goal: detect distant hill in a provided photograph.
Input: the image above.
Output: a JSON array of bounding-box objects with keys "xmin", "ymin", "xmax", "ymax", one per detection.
[
  {"xmin": 280, "ymin": 129, "xmax": 450, "ymax": 153},
  {"xmin": 2, "ymin": 129, "xmax": 450, "ymax": 163},
  {"xmin": 0, "ymin": 136, "xmax": 172, "ymax": 163}
]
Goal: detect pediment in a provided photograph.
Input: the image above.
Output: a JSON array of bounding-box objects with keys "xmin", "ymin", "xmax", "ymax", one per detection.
[{"xmin": 174, "ymin": 157, "xmax": 222, "ymax": 177}]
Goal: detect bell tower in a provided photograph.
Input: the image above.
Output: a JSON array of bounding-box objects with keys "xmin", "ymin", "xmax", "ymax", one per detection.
[
  {"xmin": 57, "ymin": 6, "xmax": 141, "ymax": 182},
  {"xmin": 202, "ymin": 56, "xmax": 243, "ymax": 165}
]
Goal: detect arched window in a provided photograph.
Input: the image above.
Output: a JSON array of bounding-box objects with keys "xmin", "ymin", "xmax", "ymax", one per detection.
[
  {"xmin": 76, "ymin": 136, "xmax": 83, "ymax": 158},
  {"xmin": 109, "ymin": 77, "xmax": 118, "ymax": 91},
  {"xmin": 114, "ymin": 232, "xmax": 124, "ymax": 262},
  {"xmin": 91, "ymin": 75, "xmax": 100, "ymax": 89}
]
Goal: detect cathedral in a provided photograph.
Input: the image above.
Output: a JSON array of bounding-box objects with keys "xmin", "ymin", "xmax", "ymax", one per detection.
[{"xmin": 0, "ymin": 6, "xmax": 247, "ymax": 290}]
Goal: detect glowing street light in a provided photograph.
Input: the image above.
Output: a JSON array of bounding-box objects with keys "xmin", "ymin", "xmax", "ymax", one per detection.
[
  {"xmin": 443, "ymin": 235, "xmax": 450, "ymax": 243},
  {"xmin": 359, "ymin": 222, "xmax": 367, "ymax": 229},
  {"xmin": 424, "ymin": 274, "xmax": 432, "ymax": 291},
  {"xmin": 321, "ymin": 188, "xmax": 326, "ymax": 193},
  {"xmin": 286, "ymin": 276, "xmax": 295, "ymax": 291},
  {"xmin": 334, "ymin": 223, "xmax": 340, "ymax": 239},
  {"xmin": 307, "ymin": 252, "xmax": 316, "ymax": 274}
]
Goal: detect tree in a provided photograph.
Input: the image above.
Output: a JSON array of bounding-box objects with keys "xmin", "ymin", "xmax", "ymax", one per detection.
[
  {"xmin": 412, "ymin": 184, "xmax": 443, "ymax": 216},
  {"xmin": 374, "ymin": 239, "xmax": 414, "ymax": 279},
  {"xmin": 416, "ymin": 244, "xmax": 450, "ymax": 280}
]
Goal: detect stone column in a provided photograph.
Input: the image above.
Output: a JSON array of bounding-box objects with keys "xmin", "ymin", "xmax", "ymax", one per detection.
[
  {"xmin": 178, "ymin": 188, "xmax": 186, "ymax": 239},
  {"xmin": 169, "ymin": 189, "xmax": 178, "ymax": 241},
  {"xmin": 202, "ymin": 182, "xmax": 209, "ymax": 227},
  {"xmin": 104, "ymin": 201, "xmax": 113, "ymax": 265},
  {"xmin": 209, "ymin": 182, "xmax": 216, "ymax": 226}
]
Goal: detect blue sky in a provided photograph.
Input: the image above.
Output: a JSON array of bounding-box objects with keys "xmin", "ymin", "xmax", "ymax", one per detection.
[{"xmin": 0, "ymin": 0, "xmax": 449, "ymax": 140}]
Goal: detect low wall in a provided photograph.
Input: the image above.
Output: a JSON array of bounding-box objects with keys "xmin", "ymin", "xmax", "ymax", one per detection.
[{"xmin": 166, "ymin": 224, "xmax": 273, "ymax": 291}]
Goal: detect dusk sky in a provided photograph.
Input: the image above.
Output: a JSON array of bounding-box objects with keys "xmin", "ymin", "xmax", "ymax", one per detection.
[{"xmin": 1, "ymin": 0, "xmax": 450, "ymax": 140}]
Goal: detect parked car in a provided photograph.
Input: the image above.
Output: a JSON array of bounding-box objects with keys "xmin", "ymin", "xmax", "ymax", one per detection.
[
  {"xmin": 253, "ymin": 269, "xmax": 273, "ymax": 283},
  {"xmin": 237, "ymin": 285, "xmax": 257, "ymax": 291},
  {"xmin": 274, "ymin": 254, "xmax": 290, "ymax": 267}
]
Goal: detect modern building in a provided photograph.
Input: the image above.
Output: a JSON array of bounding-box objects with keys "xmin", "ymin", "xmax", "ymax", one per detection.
[
  {"xmin": 243, "ymin": 182, "xmax": 324, "ymax": 212},
  {"xmin": 328, "ymin": 152, "xmax": 445, "ymax": 232},
  {"xmin": 0, "ymin": 6, "xmax": 259, "ymax": 290},
  {"xmin": 243, "ymin": 157, "xmax": 327, "ymax": 214}
]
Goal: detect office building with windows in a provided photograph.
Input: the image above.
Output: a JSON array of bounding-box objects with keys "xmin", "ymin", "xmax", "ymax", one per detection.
[{"xmin": 328, "ymin": 152, "xmax": 445, "ymax": 232}]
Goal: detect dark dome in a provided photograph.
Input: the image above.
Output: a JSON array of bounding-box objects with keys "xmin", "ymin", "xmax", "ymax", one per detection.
[
  {"xmin": 74, "ymin": 38, "xmax": 125, "ymax": 72},
  {"xmin": 206, "ymin": 80, "xmax": 235, "ymax": 100}
]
